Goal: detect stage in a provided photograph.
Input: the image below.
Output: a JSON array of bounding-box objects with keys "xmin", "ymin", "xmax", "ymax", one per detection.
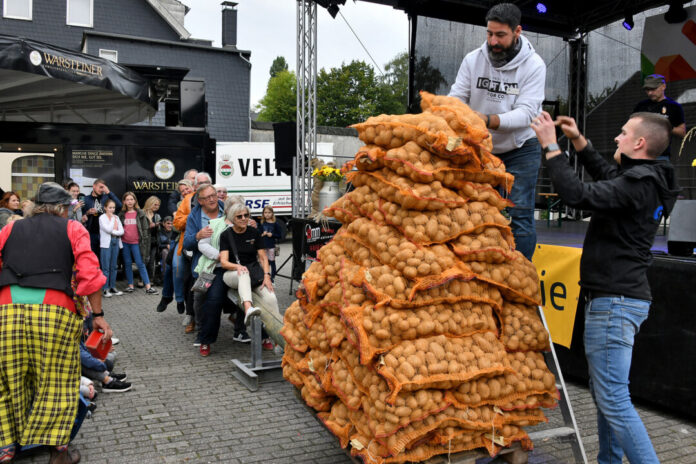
[{"xmin": 536, "ymin": 218, "xmax": 696, "ymax": 419}]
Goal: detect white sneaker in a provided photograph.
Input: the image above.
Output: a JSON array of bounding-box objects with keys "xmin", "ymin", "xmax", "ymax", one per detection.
[
  {"xmin": 244, "ymin": 306, "xmax": 261, "ymax": 326},
  {"xmin": 103, "ymin": 290, "xmax": 112, "ymax": 298},
  {"xmin": 111, "ymin": 337, "xmax": 120, "ymax": 345},
  {"xmin": 182, "ymin": 315, "xmax": 192, "ymax": 326},
  {"xmin": 110, "ymin": 288, "xmax": 123, "ymax": 296}
]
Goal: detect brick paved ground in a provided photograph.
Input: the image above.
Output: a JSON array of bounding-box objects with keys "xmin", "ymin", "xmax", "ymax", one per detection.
[{"xmin": 12, "ymin": 243, "xmax": 696, "ymax": 463}]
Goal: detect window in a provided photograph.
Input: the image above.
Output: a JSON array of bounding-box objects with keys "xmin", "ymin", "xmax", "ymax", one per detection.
[
  {"xmin": 99, "ymin": 49, "xmax": 118, "ymax": 63},
  {"xmin": 3, "ymin": 0, "xmax": 32, "ymax": 20},
  {"xmin": 66, "ymin": 0, "xmax": 92, "ymax": 27}
]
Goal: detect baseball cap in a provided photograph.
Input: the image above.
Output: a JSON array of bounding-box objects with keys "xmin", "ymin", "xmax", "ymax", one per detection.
[
  {"xmin": 643, "ymin": 74, "xmax": 665, "ymax": 89},
  {"xmin": 36, "ymin": 182, "xmax": 73, "ymax": 205}
]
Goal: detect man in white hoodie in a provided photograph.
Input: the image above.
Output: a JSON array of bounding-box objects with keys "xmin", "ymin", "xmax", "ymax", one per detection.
[{"xmin": 449, "ymin": 3, "xmax": 546, "ymax": 260}]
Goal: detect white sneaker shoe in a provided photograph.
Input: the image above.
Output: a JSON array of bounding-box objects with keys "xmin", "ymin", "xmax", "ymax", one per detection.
[
  {"xmin": 103, "ymin": 290, "xmax": 112, "ymax": 298},
  {"xmin": 111, "ymin": 337, "xmax": 120, "ymax": 345},
  {"xmin": 110, "ymin": 288, "xmax": 123, "ymax": 296},
  {"xmin": 244, "ymin": 306, "xmax": 261, "ymax": 326},
  {"xmin": 182, "ymin": 315, "xmax": 192, "ymax": 326}
]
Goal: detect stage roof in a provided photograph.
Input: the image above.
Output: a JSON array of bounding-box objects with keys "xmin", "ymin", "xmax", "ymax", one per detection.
[
  {"xmin": 360, "ymin": 0, "xmax": 680, "ymax": 38},
  {"xmin": 0, "ymin": 34, "xmax": 157, "ymax": 125}
]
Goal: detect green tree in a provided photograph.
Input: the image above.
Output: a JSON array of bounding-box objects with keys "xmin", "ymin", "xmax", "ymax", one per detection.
[
  {"xmin": 269, "ymin": 56, "xmax": 289, "ymax": 78},
  {"xmin": 381, "ymin": 52, "xmax": 447, "ymax": 113},
  {"xmin": 256, "ymin": 69, "xmax": 296, "ymax": 122},
  {"xmin": 316, "ymin": 60, "xmax": 384, "ymax": 127}
]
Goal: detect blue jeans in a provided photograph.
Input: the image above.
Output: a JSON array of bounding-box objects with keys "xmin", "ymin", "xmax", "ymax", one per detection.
[
  {"xmin": 584, "ymin": 296, "xmax": 658, "ymax": 464},
  {"xmin": 100, "ymin": 238, "xmax": 119, "ymax": 290},
  {"xmin": 499, "ymin": 138, "xmax": 540, "ymax": 260},
  {"xmin": 172, "ymin": 251, "xmax": 189, "ymax": 303},
  {"xmin": 199, "ymin": 268, "xmax": 228, "ymax": 344},
  {"xmin": 121, "ymin": 242, "xmax": 150, "ymax": 286}
]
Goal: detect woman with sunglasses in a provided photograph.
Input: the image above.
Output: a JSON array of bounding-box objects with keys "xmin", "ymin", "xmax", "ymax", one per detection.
[{"xmin": 217, "ymin": 203, "xmax": 281, "ymax": 353}]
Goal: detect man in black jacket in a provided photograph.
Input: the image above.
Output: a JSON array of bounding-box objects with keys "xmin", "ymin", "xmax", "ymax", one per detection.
[{"xmin": 531, "ymin": 111, "xmax": 679, "ymax": 464}]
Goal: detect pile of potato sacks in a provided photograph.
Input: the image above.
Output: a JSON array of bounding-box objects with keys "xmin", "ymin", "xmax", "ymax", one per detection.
[{"xmin": 281, "ymin": 92, "xmax": 558, "ymax": 463}]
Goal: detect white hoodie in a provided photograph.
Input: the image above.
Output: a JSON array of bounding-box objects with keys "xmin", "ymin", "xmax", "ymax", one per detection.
[{"xmin": 449, "ymin": 35, "xmax": 546, "ymax": 154}]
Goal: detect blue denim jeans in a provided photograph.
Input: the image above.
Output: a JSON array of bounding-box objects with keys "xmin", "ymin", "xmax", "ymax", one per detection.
[
  {"xmin": 122, "ymin": 242, "xmax": 150, "ymax": 286},
  {"xmin": 584, "ymin": 296, "xmax": 658, "ymax": 464},
  {"xmin": 172, "ymin": 251, "xmax": 189, "ymax": 303},
  {"xmin": 100, "ymin": 238, "xmax": 119, "ymax": 290},
  {"xmin": 499, "ymin": 138, "xmax": 541, "ymax": 260},
  {"xmin": 199, "ymin": 268, "xmax": 228, "ymax": 345}
]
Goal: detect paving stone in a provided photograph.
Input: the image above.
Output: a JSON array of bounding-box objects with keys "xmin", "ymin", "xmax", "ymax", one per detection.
[{"xmin": 9, "ymin": 243, "xmax": 696, "ymax": 463}]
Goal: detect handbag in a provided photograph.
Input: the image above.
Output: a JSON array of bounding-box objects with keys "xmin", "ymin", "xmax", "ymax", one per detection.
[
  {"xmin": 229, "ymin": 233, "xmax": 265, "ymax": 288},
  {"xmin": 192, "ymin": 271, "xmax": 216, "ymax": 294},
  {"xmin": 274, "ymin": 244, "xmax": 281, "ymax": 257}
]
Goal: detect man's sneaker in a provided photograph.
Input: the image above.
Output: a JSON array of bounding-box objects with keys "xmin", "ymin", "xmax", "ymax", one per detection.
[
  {"xmin": 110, "ymin": 288, "xmax": 123, "ymax": 296},
  {"xmin": 177, "ymin": 302, "xmax": 186, "ymax": 314},
  {"xmin": 185, "ymin": 321, "xmax": 195, "ymax": 334},
  {"xmin": 199, "ymin": 344, "xmax": 210, "ymax": 357},
  {"xmin": 193, "ymin": 336, "xmax": 202, "ymax": 347},
  {"xmin": 103, "ymin": 290, "xmax": 112, "ymax": 298},
  {"xmin": 262, "ymin": 338, "xmax": 274, "ymax": 350},
  {"xmin": 123, "ymin": 287, "xmax": 135, "ymax": 293},
  {"xmin": 156, "ymin": 297, "xmax": 173, "ymax": 313},
  {"xmin": 110, "ymin": 372, "xmax": 127, "ymax": 382},
  {"xmin": 145, "ymin": 287, "xmax": 159, "ymax": 295},
  {"xmin": 102, "ymin": 379, "xmax": 131, "ymax": 393},
  {"xmin": 244, "ymin": 306, "xmax": 261, "ymax": 326},
  {"xmin": 233, "ymin": 332, "xmax": 251, "ymax": 343}
]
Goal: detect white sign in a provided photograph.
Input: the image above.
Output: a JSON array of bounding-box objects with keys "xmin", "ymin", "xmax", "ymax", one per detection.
[{"xmin": 215, "ymin": 142, "xmax": 334, "ymax": 215}]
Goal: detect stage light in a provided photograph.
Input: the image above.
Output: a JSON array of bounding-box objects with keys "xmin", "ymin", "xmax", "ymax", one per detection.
[
  {"xmin": 623, "ymin": 13, "xmax": 634, "ymax": 30},
  {"xmin": 536, "ymin": 3, "xmax": 547, "ymax": 14},
  {"xmin": 665, "ymin": 1, "xmax": 687, "ymax": 24}
]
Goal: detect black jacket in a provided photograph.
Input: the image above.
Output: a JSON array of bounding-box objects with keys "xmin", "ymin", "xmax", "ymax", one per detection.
[{"xmin": 545, "ymin": 142, "xmax": 680, "ymax": 300}]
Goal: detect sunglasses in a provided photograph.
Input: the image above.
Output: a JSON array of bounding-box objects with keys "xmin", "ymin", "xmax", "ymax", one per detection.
[
  {"xmin": 199, "ymin": 194, "xmax": 217, "ymax": 201},
  {"xmin": 235, "ymin": 213, "xmax": 249, "ymax": 219}
]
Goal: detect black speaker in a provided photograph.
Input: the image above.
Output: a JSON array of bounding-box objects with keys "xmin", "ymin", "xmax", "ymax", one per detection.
[
  {"xmin": 273, "ymin": 122, "xmax": 296, "ymax": 176},
  {"xmin": 667, "ymin": 200, "xmax": 696, "ymax": 256}
]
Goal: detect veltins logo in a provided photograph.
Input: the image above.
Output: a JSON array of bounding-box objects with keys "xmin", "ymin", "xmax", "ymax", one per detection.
[
  {"xmin": 218, "ymin": 153, "xmax": 233, "ymax": 178},
  {"xmin": 29, "ymin": 50, "xmax": 42, "ymax": 66},
  {"xmin": 154, "ymin": 159, "xmax": 175, "ymax": 180}
]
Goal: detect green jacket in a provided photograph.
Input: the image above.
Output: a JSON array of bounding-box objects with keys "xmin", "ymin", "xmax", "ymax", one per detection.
[
  {"xmin": 118, "ymin": 208, "xmax": 151, "ymax": 261},
  {"xmin": 194, "ymin": 217, "xmax": 229, "ymax": 275}
]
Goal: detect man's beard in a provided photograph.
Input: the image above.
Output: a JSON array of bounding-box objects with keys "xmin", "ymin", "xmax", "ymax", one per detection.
[{"xmin": 487, "ymin": 39, "xmax": 521, "ymax": 67}]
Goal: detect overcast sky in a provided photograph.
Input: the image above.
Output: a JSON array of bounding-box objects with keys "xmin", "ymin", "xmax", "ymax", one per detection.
[{"xmin": 179, "ymin": 0, "xmax": 408, "ymax": 107}]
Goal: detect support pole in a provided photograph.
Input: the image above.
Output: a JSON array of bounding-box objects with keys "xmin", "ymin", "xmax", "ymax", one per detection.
[{"xmin": 295, "ymin": 0, "xmax": 318, "ymax": 219}]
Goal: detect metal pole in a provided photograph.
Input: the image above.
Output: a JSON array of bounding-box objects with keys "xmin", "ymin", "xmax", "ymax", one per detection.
[{"xmin": 296, "ymin": 0, "xmax": 317, "ymax": 219}]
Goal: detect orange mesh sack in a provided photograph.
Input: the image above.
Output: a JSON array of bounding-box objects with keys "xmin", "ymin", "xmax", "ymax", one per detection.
[
  {"xmin": 341, "ymin": 301, "xmax": 498, "ymax": 364},
  {"xmin": 376, "ymin": 198, "xmax": 512, "ymax": 245},
  {"xmin": 350, "ymin": 112, "xmax": 482, "ymax": 163},
  {"xmin": 348, "ymin": 168, "xmax": 469, "ymax": 211},
  {"xmin": 466, "ymin": 257, "xmax": 542, "ymax": 306},
  {"xmin": 451, "ymin": 227, "xmax": 518, "ymax": 263},
  {"xmin": 499, "ymin": 302, "xmax": 550, "ymax": 351},
  {"xmin": 377, "ymin": 333, "xmax": 512, "ymax": 402},
  {"xmin": 317, "ymin": 401, "xmax": 354, "ymax": 449},
  {"xmin": 420, "ymin": 90, "xmax": 491, "ymax": 150}
]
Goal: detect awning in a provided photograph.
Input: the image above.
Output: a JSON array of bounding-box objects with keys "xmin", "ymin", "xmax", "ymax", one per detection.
[{"xmin": 0, "ymin": 34, "xmax": 158, "ymax": 124}]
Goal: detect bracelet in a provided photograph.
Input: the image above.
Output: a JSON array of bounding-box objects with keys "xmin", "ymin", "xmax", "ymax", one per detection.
[
  {"xmin": 569, "ymin": 134, "xmax": 581, "ymax": 140},
  {"xmin": 265, "ymin": 272, "xmax": 271, "ymax": 276},
  {"xmin": 92, "ymin": 311, "xmax": 105, "ymax": 318}
]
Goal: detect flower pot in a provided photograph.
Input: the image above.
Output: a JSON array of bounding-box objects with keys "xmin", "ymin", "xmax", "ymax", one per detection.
[{"xmin": 317, "ymin": 181, "xmax": 341, "ymax": 213}]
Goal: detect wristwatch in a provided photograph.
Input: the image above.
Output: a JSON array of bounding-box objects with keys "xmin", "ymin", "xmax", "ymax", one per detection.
[{"xmin": 542, "ymin": 143, "xmax": 561, "ymax": 154}]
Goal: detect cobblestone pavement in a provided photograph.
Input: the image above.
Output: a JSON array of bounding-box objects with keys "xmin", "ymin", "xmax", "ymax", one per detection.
[{"xmin": 12, "ymin": 243, "xmax": 696, "ymax": 463}]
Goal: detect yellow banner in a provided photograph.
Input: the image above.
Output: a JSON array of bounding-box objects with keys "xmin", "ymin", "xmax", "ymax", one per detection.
[{"xmin": 532, "ymin": 244, "xmax": 582, "ymax": 348}]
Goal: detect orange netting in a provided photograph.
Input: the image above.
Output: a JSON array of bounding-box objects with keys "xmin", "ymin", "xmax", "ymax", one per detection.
[{"xmin": 282, "ymin": 94, "xmax": 556, "ymax": 462}]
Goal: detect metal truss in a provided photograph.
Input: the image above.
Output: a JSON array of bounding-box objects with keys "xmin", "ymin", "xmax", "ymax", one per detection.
[
  {"xmin": 566, "ymin": 34, "xmax": 588, "ymax": 220},
  {"xmin": 294, "ymin": 0, "xmax": 318, "ymax": 218}
]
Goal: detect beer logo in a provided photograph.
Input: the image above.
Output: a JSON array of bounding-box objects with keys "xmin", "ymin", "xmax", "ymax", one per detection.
[
  {"xmin": 219, "ymin": 153, "xmax": 234, "ymax": 177},
  {"xmin": 154, "ymin": 158, "xmax": 175, "ymax": 180},
  {"xmin": 29, "ymin": 50, "xmax": 42, "ymax": 66}
]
